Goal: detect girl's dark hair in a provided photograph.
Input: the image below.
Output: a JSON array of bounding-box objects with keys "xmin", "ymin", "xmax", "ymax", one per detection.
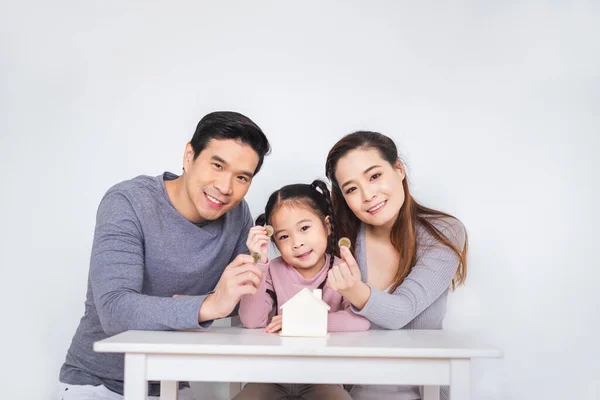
[
  {"xmin": 325, "ymin": 131, "xmax": 468, "ymax": 293},
  {"xmin": 190, "ymin": 111, "xmax": 271, "ymax": 175},
  {"xmin": 256, "ymin": 179, "xmax": 337, "ymax": 273}
]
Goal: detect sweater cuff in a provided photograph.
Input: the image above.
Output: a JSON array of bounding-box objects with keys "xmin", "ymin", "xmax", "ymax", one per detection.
[
  {"xmin": 181, "ymin": 294, "xmax": 214, "ymax": 330},
  {"xmin": 256, "ymin": 261, "xmax": 270, "ymax": 270},
  {"xmin": 350, "ymin": 285, "xmax": 382, "ymax": 319}
]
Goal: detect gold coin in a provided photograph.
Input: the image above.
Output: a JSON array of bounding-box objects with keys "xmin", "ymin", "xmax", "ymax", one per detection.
[
  {"xmin": 265, "ymin": 225, "xmax": 274, "ymax": 237},
  {"xmin": 251, "ymin": 252, "xmax": 261, "ymax": 263},
  {"xmin": 338, "ymin": 237, "xmax": 351, "ymax": 248}
]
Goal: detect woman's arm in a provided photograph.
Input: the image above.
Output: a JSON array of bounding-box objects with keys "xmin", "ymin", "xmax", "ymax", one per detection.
[
  {"xmin": 352, "ymin": 241, "xmax": 459, "ymax": 330},
  {"xmin": 331, "ymin": 220, "xmax": 466, "ymax": 329}
]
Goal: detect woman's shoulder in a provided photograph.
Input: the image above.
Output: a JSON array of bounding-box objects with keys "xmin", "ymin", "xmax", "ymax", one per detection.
[{"xmin": 417, "ymin": 215, "xmax": 466, "ymax": 247}]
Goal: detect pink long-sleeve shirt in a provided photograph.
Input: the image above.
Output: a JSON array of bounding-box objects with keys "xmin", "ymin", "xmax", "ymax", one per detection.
[{"xmin": 239, "ymin": 254, "xmax": 370, "ymax": 332}]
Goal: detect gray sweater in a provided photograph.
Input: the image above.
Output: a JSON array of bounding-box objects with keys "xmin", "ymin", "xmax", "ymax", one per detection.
[
  {"xmin": 59, "ymin": 172, "xmax": 252, "ymax": 396},
  {"xmin": 349, "ymin": 217, "xmax": 466, "ymax": 400}
]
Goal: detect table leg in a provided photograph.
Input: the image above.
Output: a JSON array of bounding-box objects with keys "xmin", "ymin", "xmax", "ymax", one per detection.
[
  {"xmin": 423, "ymin": 385, "xmax": 440, "ymax": 400},
  {"xmin": 160, "ymin": 381, "xmax": 178, "ymax": 400},
  {"xmin": 450, "ymin": 359, "xmax": 470, "ymax": 400},
  {"xmin": 124, "ymin": 354, "xmax": 148, "ymax": 400},
  {"xmin": 229, "ymin": 382, "xmax": 242, "ymax": 398}
]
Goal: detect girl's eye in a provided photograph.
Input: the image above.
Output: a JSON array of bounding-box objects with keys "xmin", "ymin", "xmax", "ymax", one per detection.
[
  {"xmin": 370, "ymin": 173, "xmax": 381, "ymax": 181},
  {"xmin": 345, "ymin": 187, "xmax": 356, "ymax": 195},
  {"xmin": 278, "ymin": 235, "xmax": 288, "ymax": 241},
  {"xmin": 300, "ymin": 225, "xmax": 310, "ymax": 232}
]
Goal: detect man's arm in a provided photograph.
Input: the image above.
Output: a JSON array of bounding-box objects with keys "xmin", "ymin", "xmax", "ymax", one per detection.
[
  {"xmin": 90, "ymin": 192, "xmax": 213, "ymax": 335},
  {"xmin": 211, "ymin": 201, "xmax": 254, "ymax": 320}
]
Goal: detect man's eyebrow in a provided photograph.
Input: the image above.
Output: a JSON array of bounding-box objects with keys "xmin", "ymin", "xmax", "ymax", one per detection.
[
  {"xmin": 210, "ymin": 155, "xmax": 229, "ymax": 165},
  {"xmin": 211, "ymin": 155, "xmax": 254, "ymax": 178}
]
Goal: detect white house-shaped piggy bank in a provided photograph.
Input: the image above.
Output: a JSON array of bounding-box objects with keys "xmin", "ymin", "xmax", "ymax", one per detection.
[{"xmin": 280, "ymin": 288, "xmax": 331, "ymax": 337}]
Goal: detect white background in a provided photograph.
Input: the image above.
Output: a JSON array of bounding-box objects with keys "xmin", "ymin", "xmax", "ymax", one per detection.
[{"xmin": 1, "ymin": 1, "xmax": 599, "ymax": 399}]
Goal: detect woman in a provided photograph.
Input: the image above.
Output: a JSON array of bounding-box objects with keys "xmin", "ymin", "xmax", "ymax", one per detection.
[{"xmin": 324, "ymin": 131, "xmax": 468, "ymax": 400}]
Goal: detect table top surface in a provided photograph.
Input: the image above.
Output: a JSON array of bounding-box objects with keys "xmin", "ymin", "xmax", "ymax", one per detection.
[{"xmin": 94, "ymin": 327, "xmax": 502, "ymax": 359}]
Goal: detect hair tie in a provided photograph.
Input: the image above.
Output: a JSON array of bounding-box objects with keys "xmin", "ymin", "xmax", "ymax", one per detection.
[{"xmin": 310, "ymin": 181, "xmax": 323, "ymax": 196}]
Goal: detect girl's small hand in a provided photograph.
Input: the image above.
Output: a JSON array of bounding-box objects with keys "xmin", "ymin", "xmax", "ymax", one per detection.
[
  {"xmin": 246, "ymin": 226, "xmax": 270, "ymax": 263},
  {"xmin": 327, "ymin": 246, "xmax": 362, "ymax": 292},
  {"xmin": 264, "ymin": 315, "xmax": 282, "ymax": 333}
]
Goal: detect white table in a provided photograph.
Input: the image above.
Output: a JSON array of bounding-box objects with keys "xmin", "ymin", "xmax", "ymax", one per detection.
[{"xmin": 94, "ymin": 327, "xmax": 502, "ymax": 400}]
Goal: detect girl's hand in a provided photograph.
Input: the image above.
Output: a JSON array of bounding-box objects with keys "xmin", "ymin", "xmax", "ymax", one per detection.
[
  {"xmin": 264, "ymin": 315, "xmax": 282, "ymax": 333},
  {"xmin": 246, "ymin": 226, "xmax": 270, "ymax": 263},
  {"xmin": 327, "ymin": 246, "xmax": 362, "ymax": 293}
]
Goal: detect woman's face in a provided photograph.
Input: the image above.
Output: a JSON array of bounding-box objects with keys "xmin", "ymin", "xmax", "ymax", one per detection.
[{"xmin": 334, "ymin": 148, "xmax": 406, "ymax": 228}]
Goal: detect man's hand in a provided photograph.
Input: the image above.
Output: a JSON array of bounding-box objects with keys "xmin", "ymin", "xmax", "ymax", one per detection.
[
  {"xmin": 198, "ymin": 254, "xmax": 263, "ymax": 323},
  {"xmin": 264, "ymin": 315, "xmax": 282, "ymax": 333},
  {"xmin": 246, "ymin": 226, "xmax": 270, "ymax": 263}
]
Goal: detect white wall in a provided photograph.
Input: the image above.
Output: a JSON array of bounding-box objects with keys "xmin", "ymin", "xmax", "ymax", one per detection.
[{"xmin": 1, "ymin": 1, "xmax": 598, "ymax": 399}]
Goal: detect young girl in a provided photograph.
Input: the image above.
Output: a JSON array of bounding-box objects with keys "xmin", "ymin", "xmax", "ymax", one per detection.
[
  {"xmin": 324, "ymin": 131, "xmax": 468, "ymax": 400},
  {"xmin": 233, "ymin": 179, "xmax": 369, "ymax": 400}
]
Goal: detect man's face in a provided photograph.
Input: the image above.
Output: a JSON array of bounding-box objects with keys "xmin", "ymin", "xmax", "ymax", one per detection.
[{"xmin": 182, "ymin": 139, "xmax": 259, "ymax": 221}]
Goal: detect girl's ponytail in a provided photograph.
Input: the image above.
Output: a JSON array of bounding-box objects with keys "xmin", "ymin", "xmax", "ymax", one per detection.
[
  {"xmin": 311, "ymin": 180, "xmax": 337, "ymax": 272},
  {"xmin": 255, "ymin": 213, "xmax": 267, "ymax": 226}
]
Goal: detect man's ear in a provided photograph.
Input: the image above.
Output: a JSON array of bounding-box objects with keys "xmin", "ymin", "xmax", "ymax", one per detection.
[{"xmin": 183, "ymin": 142, "xmax": 195, "ymax": 173}]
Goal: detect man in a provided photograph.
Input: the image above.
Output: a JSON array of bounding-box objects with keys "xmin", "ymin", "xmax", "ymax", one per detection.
[{"xmin": 57, "ymin": 111, "xmax": 270, "ymax": 399}]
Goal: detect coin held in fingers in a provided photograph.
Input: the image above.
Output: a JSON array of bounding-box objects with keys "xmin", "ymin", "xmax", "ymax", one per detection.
[
  {"xmin": 338, "ymin": 237, "xmax": 351, "ymax": 249},
  {"xmin": 264, "ymin": 225, "xmax": 274, "ymax": 237}
]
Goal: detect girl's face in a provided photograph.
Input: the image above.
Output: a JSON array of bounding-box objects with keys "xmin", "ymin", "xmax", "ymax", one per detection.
[
  {"xmin": 270, "ymin": 204, "xmax": 331, "ymax": 273},
  {"xmin": 334, "ymin": 148, "xmax": 406, "ymax": 229}
]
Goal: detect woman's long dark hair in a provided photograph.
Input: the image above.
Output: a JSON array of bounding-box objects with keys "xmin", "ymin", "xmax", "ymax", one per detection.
[{"xmin": 325, "ymin": 131, "xmax": 468, "ymax": 293}]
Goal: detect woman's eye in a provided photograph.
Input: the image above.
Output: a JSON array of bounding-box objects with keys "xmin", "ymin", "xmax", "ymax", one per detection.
[
  {"xmin": 345, "ymin": 187, "xmax": 356, "ymax": 195},
  {"xmin": 370, "ymin": 173, "xmax": 381, "ymax": 181},
  {"xmin": 278, "ymin": 235, "xmax": 288, "ymax": 241},
  {"xmin": 300, "ymin": 225, "xmax": 310, "ymax": 232},
  {"xmin": 213, "ymin": 163, "xmax": 223, "ymax": 170}
]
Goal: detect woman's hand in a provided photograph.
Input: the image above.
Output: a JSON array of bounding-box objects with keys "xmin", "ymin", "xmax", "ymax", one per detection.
[
  {"xmin": 326, "ymin": 246, "xmax": 371, "ymax": 310},
  {"xmin": 327, "ymin": 246, "xmax": 362, "ymax": 292},
  {"xmin": 246, "ymin": 226, "xmax": 270, "ymax": 263}
]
